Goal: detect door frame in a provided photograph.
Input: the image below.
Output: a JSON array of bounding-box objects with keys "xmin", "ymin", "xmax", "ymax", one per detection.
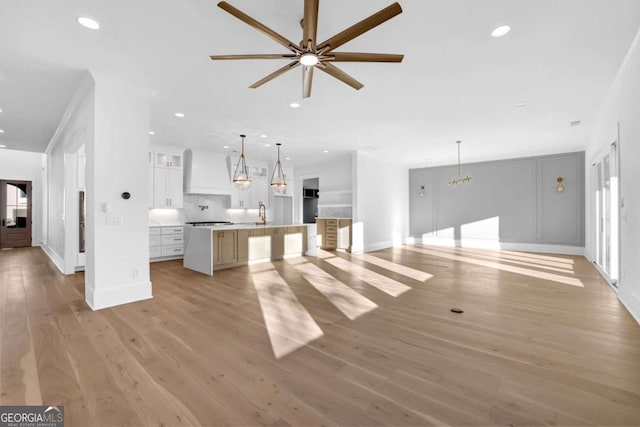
[{"xmin": 0, "ymin": 179, "xmax": 33, "ymax": 249}]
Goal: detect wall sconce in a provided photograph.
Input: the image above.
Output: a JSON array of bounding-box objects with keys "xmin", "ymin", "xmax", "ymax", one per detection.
[
  {"xmin": 418, "ymin": 185, "xmax": 425, "ymax": 197},
  {"xmin": 556, "ymin": 177, "xmax": 565, "ymax": 193}
]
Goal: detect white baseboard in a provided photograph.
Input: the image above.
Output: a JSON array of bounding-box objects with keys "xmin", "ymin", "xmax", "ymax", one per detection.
[
  {"xmin": 85, "ymin": 280, "xmax": 153, "ymax": 311},
  {"xmin": 497, "ymin": 242, "xmax": 585, "ymax": 256},
  {"xmin": 40, "ymin": 244, "xmax": 65, "ymax": 274},
  {"xmin": 618, "ymin": 285, "xmax": 640, "ymax": 325},
  {"xmin": 408, "ymin": 236, "xmax": 584, "ymax": 256},
  {"xmin": 364, "ymin": 240, "xmax": 394, "ymax": 253}
]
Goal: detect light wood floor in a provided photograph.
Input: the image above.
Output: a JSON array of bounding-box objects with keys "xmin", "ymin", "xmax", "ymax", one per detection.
[{"xmin": 1, "ymin": 245, "xmax": 640, "ymax": 426}]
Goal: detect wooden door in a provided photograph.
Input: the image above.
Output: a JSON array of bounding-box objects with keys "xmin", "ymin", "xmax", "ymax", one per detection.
[{"xmin": 0, "ymin": 180, "xmax": 32, "ymax": 248}]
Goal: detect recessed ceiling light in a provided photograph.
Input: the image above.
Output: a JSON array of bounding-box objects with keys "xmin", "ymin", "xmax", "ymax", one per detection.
[
  {"xmin": 491, "ymin": 25, "xmax": 511, "ymax": 38},
  {"xmin": 0, "ymin": 108, "xmax": 3, "ymax": 113},
  {"xmin": 0, "ymin": 144, "xmax": 6, "ymax": 148},
  {"xmin": 223, "ymin": 145, "xmax": 230, "ymax": 149},
  {"xmin": 290, "ymin": 102, "xmax": 300, "ymax": 108},
  {"xmin": 264, "ymin": 143, "xmax": 270, "ymax": 147},
  {"xmin": 174, "ymin": 112, "xmax": 185, "ymax": 118},
  {"xmin": 260, "ymin": 134, "xmax": 267, "ymax": 138},
  {"xmin": 77, "ymin": 17, "xmax": 100, "ymax": 30},
  {"xmin": 516, "ymin": 102, "xmax": 527, "ymax": 107},
  {"xmin": 323, "ymin": 150, "xmax": 329, "ymax": 153},
  {"xmin": 285, "ymin": 157, "xmax": 291, "ymax": 160},
  {"xmin": 0, "ymin": 129, "xmax": 4, "ymax": 134},
  {"xmin": 148, "ymin": 131, "xmax": 155, "ymax": 135}
]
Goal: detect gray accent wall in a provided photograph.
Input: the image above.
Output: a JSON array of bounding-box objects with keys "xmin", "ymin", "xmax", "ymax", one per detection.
[{"xmin": 409, "ymin": 151, "xmax": 585, "ymax": 247}]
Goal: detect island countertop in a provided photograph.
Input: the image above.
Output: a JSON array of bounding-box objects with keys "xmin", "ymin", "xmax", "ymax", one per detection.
[{"xmin": 183, "ymin": 223, "xmax": 316, "ymax": 275}]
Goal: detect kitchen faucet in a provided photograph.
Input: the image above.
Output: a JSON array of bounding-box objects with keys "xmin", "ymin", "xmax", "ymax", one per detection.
[{"xmin": 258, "ymin": 201, "xmax": 266, "ymax": 225}]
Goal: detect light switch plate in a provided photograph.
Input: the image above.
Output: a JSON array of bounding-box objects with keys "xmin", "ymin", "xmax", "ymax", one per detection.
[{"xmin": 107, "ymin": 215, "xmax": 123, "ymax": 225}]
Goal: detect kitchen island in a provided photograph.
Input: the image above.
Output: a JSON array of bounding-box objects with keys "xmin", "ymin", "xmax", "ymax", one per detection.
[{"xmin": 183, "ymin": 223, "xmax": 314, "ymax": 275}]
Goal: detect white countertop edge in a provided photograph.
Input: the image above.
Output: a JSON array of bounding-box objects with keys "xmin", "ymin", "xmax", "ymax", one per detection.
[{"xmin": 187, "ymin": 223, "xmax": 310, "ymax": 230}]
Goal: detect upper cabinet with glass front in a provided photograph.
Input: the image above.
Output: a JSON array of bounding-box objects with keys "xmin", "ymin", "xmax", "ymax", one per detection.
[{"xmin": 155, "ymin": 151, "xmax": 182, "ymax": 169}]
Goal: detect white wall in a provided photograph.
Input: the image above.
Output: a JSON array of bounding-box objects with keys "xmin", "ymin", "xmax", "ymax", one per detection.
[
  {"xmin": 43, "ymin": 72, "xmax": 94, "ymax": 273},
  {"xmin": 354, "ymin": 151, "xmax": 409, "ymax": 253},
  {"xmin": 294, "ymin": 154, "xmax": 353, "ymax": 224},
  {"xmin": 85, "ymin": 73, "xmax": 152, "ymax": 310},
  {"xmin": 586, "ymin": 29, "xmax": 640, "ymax": 323},
  {"xmin": 0, "ymin": 150, "xmax": 44, "ymax": 246},
  {"xmin": 409, "ymin": 152, "xmax": 585, "ymax": 254}
]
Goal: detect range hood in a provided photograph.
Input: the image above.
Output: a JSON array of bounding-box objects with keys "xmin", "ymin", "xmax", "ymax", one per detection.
[{"xmin": 183, "ymin": 149, "xmax": 231, "ymax": 195}]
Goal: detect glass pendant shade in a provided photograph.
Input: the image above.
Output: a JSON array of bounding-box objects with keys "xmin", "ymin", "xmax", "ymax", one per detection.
[
  {"xmin": 270, "ymin": 143, "xmax": 287, "ymax": 194},
  {"xmin": 233, "ymin": 134, "xmax": 251, "ymax": 190}
]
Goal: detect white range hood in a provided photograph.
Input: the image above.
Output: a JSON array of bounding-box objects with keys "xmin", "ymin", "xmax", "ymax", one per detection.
[{"xmin": 183, "ymin": 149, "xmax": 231, "ymax": 195}]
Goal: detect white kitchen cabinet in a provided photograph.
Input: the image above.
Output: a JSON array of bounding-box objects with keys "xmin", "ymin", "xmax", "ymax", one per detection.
[
  {"xmin": 154, "ymin": 151, "xmax": 182, "ymax": 169},
  {"xmin": 153, "ymin": 167, "xmax": 183, "ymax": 208},
  {"xmin": 148, "ymin": 166, "xmax": 154, "ymax": 208},
  {"xmin": 150, "ymin": 226, "xmax": 184, "ymax": 261},
  {"xmin": 229, "ymin": 156, "xmax": 269, "ymax": 209},
  {"xmin": 251, "ymin": 177, "xmax": 268, "ymax": 208}
]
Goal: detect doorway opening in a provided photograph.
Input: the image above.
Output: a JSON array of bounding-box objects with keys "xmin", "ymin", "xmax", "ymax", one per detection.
[
  {"xmin": 593, "ymin": 141, "xmax": 619, "ymax": 286},
  {"xmin": 302, "ymin": 178, "xmax": 319, "ymax": 224},
  {"xmin": 0, "ymin": 180, "xmax": 33, "ymax": 248}
]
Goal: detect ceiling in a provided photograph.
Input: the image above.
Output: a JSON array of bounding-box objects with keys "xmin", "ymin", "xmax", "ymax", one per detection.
[{"xmin": 1, "ymin": 0, "xmax": 640, "ymax": 168}]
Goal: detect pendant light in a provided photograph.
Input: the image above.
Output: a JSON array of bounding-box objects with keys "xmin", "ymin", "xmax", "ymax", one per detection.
[
  {"xmin": 233, "ymin": 134, "xmax": 251, "ymax": 190},
  {"xmin": 270, "ymin": 143, "xmax": 287, "ymax": 194},
  {"xmin": 448, "ymin": 140, "xmax": 472, "ymax": 187}
]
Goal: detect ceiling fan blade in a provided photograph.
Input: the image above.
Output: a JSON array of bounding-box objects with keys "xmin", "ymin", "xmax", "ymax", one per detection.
[
  {"xmin": 302, "ymin": 66, "xmax": 314, "ymax": 98},
  {"xmin": 317, "ymin": 63, "xmax": 363, "ymax": 90},
  {"xmin": 302, "ymin": 0, "xmax": 319, "ymax": 50},
  {"xmin": 328, "ymin": 52, "xmax": 404, "ymax": 62},
  {"xmin": 210, "ymin": 54, "xmax": 296, "ymax": 60},
  {"xmin": 250, "ymin": 61, "xmax": 301, "ymax": 89},
  {"xmin": 218, "ymin": 1, "xmax": 300, "ymax": 53},
  {"xmin": 316, "ymin": 2, "xmax": 402, "ymax": 53}
]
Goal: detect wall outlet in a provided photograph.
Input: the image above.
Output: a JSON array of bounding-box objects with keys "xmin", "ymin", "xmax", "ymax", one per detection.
[{"xmin": 132, "ymin": 269, "xmax": 140, "ymax": 279}]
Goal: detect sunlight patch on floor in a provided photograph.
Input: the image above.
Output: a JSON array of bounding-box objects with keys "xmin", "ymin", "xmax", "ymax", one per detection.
[
  {"xmin": 252, "ymin": 269, "xmax": 324, "ymax": 359},
  {"xmin": 355, "ymin": 253, "xmax": 434, "ymax": 282},
  {"xmin": 293, "ymin": 261, "xmax": 378, "ymax": 320},
  {"xmin": 432, "ymin": 246, "xmax": 575, "ymax": 274},
  {"xmin": 324, "ymin": 257, "xmax": 412, "ymax": 297},
  {"xmin": 406, "ymin": 245, "xmax": 584, "ymax": 288}
]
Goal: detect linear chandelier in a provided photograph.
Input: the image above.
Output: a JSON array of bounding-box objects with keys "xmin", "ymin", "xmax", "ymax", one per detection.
[{"xmin": 448, "ymin": 140, "xmax": 472, "ymax": 187}]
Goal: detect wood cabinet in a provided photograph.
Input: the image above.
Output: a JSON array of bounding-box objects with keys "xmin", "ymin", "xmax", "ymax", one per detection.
[
  {"xmin": 284, "ymin": 226, "xmax": 307, "ymax": 256},
  {"xmin": 266, "ymin": 227, "xmax": 284, "ymax": 260},
  {"xmin": 316, "ymin": 218, "xmax": 351, "ymax": 252},
  {"xmin": 238, "ymin": 228, "xmax": 271, "ymax": 263},
  {"xmin": 213, "ymin": 230, "xmax": 237, "ymax": 267}
]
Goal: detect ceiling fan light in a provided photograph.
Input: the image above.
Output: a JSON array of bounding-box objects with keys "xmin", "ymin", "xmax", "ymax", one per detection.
[
  {"xmin": 300, "ymin": 53, "xmax": 319, "ymax": 66},
  {"xmin": 77, "ymin": 17, "xmax": 100, "ymax": 30},
  {"xmin": 491, "ymin": 25, "xmax": 511, "ymax": 38}
]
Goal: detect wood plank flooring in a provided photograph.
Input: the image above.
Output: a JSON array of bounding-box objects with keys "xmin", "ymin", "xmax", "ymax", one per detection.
[{"xmin": 1, "ymin": 245, "xmax": 640, "ymax": 426}]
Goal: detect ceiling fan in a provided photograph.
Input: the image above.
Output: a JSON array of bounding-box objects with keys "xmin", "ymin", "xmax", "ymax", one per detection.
[{"xmin": 210, "ymin": 0, "xmax": 404, "ymax": 98}]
